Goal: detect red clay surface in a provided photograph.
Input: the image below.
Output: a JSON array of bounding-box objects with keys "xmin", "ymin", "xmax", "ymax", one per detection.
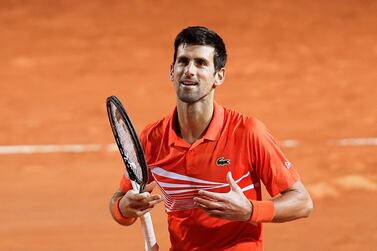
[{"xmin": 1, "ymin": 1, "xmax": 376, "ymax": 250}]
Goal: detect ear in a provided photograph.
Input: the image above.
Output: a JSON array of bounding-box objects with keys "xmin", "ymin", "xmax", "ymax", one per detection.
[
  {"xmin": 169, "ymin": 64, "xmax": 174, "ymax": 81},
  {"xmin": 214, "ymin": 68, "xmax": 225, "ymax": 87}
]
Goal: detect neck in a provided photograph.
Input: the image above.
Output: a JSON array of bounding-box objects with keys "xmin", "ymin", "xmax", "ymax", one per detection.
[{"xmin": 176, "ymin": 96, "xmax": 214, "ymax": 144}]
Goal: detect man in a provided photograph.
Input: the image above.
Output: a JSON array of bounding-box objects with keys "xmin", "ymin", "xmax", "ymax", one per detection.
[{"xmin": 110, "ymin": 26, "xmax": 313, "ymax": 251}]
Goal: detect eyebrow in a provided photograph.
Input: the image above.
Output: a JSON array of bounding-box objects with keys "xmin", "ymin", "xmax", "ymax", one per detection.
[
  {"xmin": 195, "ymin": 57, "xmax": 209, "ymax": 63},
  {"xmin": 177, "ymin": 55, "xmax": 209, "ymax": 63}
]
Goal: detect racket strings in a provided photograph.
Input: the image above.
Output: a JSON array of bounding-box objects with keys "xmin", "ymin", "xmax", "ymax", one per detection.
[{"xmin": 110, "ymin": 104, "xmax": 144, "ymax": 183}]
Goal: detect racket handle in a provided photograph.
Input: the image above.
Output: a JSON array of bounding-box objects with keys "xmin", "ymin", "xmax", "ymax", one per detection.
[
  {"xmin": 131, "ymin": 181, "xmax": 159, "ymax": 251},
  {"xmin": 140, "ymin": 212, "xmax": 159, "ymax": 251}
]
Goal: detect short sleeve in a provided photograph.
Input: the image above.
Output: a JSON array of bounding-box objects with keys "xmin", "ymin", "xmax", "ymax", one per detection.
[
  {"xmin": 250, "ymin": 120, "xmax": 300, "ymax": 197},
  {"xmin": 119, "ymin": 174, "xmax": 132, "ymax": 193}
]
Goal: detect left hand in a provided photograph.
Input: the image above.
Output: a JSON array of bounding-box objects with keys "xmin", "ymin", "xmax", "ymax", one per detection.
[{"xmin": 193, "ymin": 172, "xmax": 252, "ymax": 221}]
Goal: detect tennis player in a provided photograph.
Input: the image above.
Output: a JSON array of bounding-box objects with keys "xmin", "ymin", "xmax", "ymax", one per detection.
[{"xmin": 110, "ymin": 26, "xmax": 313, "ymax": 250}]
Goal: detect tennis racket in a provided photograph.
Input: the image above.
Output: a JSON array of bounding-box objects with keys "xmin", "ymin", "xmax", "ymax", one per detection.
[{"xmin": 106, "ymin": 96, "xmax": 158, "ymax": 251}]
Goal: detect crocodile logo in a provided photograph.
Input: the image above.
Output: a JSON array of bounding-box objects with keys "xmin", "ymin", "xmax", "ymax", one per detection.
[{"xmin": 216, "ymin": 157, "xmax": 230, "ymax": 166}]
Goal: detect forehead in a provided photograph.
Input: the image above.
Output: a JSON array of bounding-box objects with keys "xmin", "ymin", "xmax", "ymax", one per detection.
[{"xmin": 176, "ymin": 44, "xmax": 215, "ymax": 61}]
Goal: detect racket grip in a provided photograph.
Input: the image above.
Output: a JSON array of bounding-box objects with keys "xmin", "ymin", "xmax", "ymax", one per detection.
[
  {"xmin": 131, "ymin": 181, "xmax": 158, "ymax": 251},
  {"xmin": 140, "ymin": 212, "xmax": 159, "ymax": 251}
]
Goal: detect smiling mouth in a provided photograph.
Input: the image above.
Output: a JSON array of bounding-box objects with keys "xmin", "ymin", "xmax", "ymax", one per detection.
[{"xmin": 180, "ymin": 80, "xmax": 197, "ymax": 86}]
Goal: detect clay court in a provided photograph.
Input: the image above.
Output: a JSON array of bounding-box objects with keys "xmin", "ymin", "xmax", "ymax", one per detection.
[{"xmin": 1, "ymin": 0, "xmax": 376, "ymax": 250}]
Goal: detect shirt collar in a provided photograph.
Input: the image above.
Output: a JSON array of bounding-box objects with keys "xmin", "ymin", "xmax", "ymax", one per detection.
[{"xmin": 168, "ymin": 102, "xmax": 224, "ymax": 147}]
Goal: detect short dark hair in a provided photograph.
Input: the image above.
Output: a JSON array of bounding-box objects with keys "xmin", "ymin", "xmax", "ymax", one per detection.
[{"xmin": 173, "ymin": 26, "xmax": 227, "ymax": 71}]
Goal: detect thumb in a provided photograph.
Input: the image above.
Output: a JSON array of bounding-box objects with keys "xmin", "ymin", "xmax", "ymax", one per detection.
[
  {"xmin": 226, "ymin": 172, "xmax": 242, "ymax": 193},
  {"xmin": 144, "ymin": 181, "xmax": 157, "ymax": 193}
]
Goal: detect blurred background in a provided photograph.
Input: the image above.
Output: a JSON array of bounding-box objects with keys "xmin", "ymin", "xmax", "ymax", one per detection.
[{"xmin": 0, "ymin": 0, "xmax": 376, "ymax": 250}]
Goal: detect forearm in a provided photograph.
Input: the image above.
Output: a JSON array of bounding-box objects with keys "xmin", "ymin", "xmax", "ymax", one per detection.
[
  {"xmin": 248, "ymin": 181, "xmax": 312, "ymax": 224},
  {"xmin": 270, "ymin": 181, "xmax": 313, "ymax": 223}
]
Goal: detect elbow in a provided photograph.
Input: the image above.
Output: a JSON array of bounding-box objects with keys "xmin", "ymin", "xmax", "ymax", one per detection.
[{"xmin": 302, "ymin": 195, "xmax": 314, "ymax": 218}]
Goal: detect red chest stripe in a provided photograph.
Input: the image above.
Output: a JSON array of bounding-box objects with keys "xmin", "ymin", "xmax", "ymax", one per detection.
[{"xmin": 151, "ymin": 167, "xmax": 259, "ymax": 212}]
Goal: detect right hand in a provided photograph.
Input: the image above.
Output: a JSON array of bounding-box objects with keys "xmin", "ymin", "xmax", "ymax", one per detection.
[{"xmin": 119, "ymin": 181, "xmax": 164, "ymax": 217}]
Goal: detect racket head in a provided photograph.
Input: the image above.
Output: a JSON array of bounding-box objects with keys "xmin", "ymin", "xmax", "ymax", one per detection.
[{"xmin": 106, "ymin": 96, "xmax": 148, "ymax": 192}]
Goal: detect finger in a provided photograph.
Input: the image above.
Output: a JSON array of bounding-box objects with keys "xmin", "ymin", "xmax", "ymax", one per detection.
[
  {"xmin": 149, "ymin": 197, "xmax": 164, "ymax": 206},
  {"xmin": 197, "ymin": 190, "xmax": 228, "ymax": 202},
  {"xmin": 142, "ymin": 194, "xmax": 164, "ymax": 204},
  {"xmin": 139, "ymin": 196, "xmax": 164, "ymax": 210},
  {"xmin": 194, "ymin": 197, "xmax": 225, "ymax": 210},
  {"xmin": 129, "ymin": 191, "xmax": 151, "ymax": 201},
  {"xmin": 136, "ymin": 207, "xmax": 153, "ymax": 217},
  {"xmin": 130, "ymin": 195, "xmax": 163, "ymax": 208},
  {"xmin": 129, "ymin": 200, "xmax": 154, "ymax": 210},
  {"xmin": 226, "ymin": 172, "xmax": 242, "ymax": 193},
  {"xmin": 135, "ymin": 193, "xmax": 164, "ymax": 206},
  {"xmin": 137, "ymin": 203, "xmax": 156, "ymax": 212},
  {"xmin": 202, "ymin": 209, "xmax": 227, "ymax": 219}
]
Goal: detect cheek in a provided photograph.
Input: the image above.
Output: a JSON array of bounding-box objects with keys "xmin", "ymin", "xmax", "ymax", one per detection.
[
  {"xmin": 173, "ymin": 66, "xmax": 183, "ymax": 77},
  {"xmin": 171, "ymin": 67, "xmax": 179, "ymax": 77},
  {"xmin": 201, "ymin": 72, "xmax": 216, "ymax": 82}
]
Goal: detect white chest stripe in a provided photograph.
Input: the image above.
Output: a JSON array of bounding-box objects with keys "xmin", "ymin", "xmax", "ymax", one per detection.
[
  {"xmin": 152, "ymin": 167, "xmax": 224, "ymax": 185},
  {"xmin": 151, "ymin": 167, "xmax": 259, "ymax": 212}
]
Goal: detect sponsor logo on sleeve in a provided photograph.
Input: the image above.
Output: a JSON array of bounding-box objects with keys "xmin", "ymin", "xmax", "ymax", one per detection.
[{"xmin": 284, "ymin": 161, "xmax": 293, "ymax": 169}]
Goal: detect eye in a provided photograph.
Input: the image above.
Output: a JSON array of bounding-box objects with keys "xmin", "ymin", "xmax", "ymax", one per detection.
[
  {"xmin": 177, "ymin": 57, "xmax": 189, "ymax": 65},
  {"xmin": 195, "ymin": 58, "xmax": 208, "ymax": 67}
]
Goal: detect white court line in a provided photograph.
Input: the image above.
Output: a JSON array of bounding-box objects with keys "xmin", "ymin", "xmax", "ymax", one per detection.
[
  {"xmin": 280, "ymin": 139, "xmax": 300, "ymax": 148},
  {"xmin": 0, "ymin": 137, "xmax": 376, "ymax": 155},
  {"xmin": 0, "ymin": 144, "xmax": 115, "ymax": 154},
  {"xmin": 333, "ymin": 137, "xmax": 377, "ymax": 146}
]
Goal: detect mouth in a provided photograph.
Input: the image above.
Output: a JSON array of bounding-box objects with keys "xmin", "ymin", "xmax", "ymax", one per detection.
[{"xmin": 180, "ymin": 80, "xmax": 198, "ymax": 86}]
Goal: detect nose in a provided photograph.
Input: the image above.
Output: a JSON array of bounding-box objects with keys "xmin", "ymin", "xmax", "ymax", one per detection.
[{"xmin": 184, "ymin": 62, "xmax": 195, "ymax": 76}]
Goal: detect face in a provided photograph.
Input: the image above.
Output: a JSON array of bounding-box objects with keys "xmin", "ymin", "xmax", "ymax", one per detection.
[{"xmin": 170, "ymin": 44, "xmax": 225, "ymax": 104}]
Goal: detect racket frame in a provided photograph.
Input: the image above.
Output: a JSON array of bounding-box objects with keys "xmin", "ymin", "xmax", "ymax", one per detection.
[
  {"xmin": 106, "ymin": 95, "xmax": 149, "ymax": 192},
  {"xmin": 106, "ymin": 96, "xmax": 158, "ymax": 251}
]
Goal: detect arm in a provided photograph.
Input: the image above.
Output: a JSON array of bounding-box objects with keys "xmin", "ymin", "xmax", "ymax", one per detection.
[
  {"xmin": 272, "ymin": 179, "xmax": 313, "ymax": 222},
  {"xmin": 193, "ymin": 172, "xmax": 313, "ymax": 223},
  {"xmin": 109, "ymin": 182, "xmax": 164, "ymax": 226}
]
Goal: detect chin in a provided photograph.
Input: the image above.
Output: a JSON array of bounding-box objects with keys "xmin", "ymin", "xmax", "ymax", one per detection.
[
  {"xmin": 176, "ymin": 93, "xmax": 199, "ymax": 103},
  {"xmin": 178, "ymin": 97, "xmax": 197, "ymax": 103}
]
